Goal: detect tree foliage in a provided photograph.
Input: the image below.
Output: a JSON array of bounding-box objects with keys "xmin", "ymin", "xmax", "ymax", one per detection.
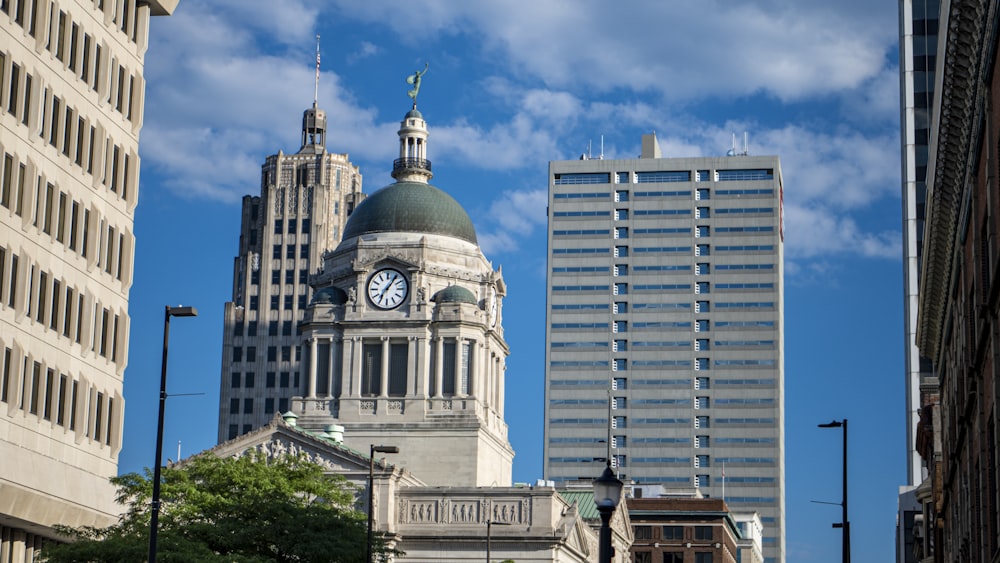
[{"xmin": 44, "ymin": 451, "xmax": 390, "ymax": 563}]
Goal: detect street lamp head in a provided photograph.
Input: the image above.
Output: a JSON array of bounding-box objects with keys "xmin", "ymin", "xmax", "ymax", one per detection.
[
  {"xmin": 593, "ymin": 462, "xmax": 623, "ymax": 510},
  {"xmin": 371, "ymin": 445, "xmax": 399, "ymax": 454},
  {"xmin": 818, "ymin": 420, "xmax": 844, "ymax": 428},
  {"xmin": 167, "ymin": 305, "xmax": 198, "ymax": 318}
]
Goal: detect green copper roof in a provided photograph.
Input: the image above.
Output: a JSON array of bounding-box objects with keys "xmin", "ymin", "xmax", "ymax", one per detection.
[
  {"xmin": 342, "ymin": 181, "xmax": 477, "ymax": 244},
  {"xmin": 432, "ymin": 285, "xmax": 477, "ymax": 305},
  {"xmin": 312, "ymin": 286, "xmax": 347, "ymax": 305},
  {"xmin": 559, "ymin": 490, "xmax": 600, "ymax": 520}
]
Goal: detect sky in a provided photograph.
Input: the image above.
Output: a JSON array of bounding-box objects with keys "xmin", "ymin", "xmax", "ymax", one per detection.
[{"xmin": 119, "ymin": 1, "xmax": 905, "ymax": 561}]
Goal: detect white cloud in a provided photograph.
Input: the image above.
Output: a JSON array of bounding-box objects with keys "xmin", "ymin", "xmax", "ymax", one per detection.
[
  {"xmin": 475, "ymin": 188, "xmax": 548, "ymax": 256},
  {"xmin": 347, "ymin": 41, "xmax": 380, "ymax": 64}
]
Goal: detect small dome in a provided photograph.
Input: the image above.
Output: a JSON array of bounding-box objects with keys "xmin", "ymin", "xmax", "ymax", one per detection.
[
  {"xmin": 406, "ymin": 108, "xmax": 423, "ymax": 119},
  {"xmin": 342, "ymin": 181, "xmax": 477, "ymax": 244},
  {"xmin": 432, "ymin": 285, "xmax": 478, "ymax": 305},
  {"xmin": 311, "ymin": 286, "xmax": 347, "ymax": 305}
]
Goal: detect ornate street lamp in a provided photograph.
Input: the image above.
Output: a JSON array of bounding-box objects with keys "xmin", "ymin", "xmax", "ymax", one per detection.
[{"xmin": 593, "ymin": 460, "xmax": 624, "ymax": 563}]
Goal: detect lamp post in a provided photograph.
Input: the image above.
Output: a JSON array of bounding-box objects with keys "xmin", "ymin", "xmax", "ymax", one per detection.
[
  {"xmin": 593, "ymin": 460, "xmax": 624, "ymax": 563},
  {"xmin": 486, "ymin": 519, "xmax": 511, "ymax": 563},
  {"xmin": 148, "ymin": 305, "xmax": 197, "ymax": 563},
  {"xmin": 819, "ymin": 419, "xmax": 849, "ymax": 563},
  {"xmin": 368, "ymin": 444, "xmax": 399, "ymax": 563}
]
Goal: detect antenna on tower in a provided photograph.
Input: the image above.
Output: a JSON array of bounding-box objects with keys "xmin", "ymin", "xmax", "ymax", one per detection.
[
  {"xmin": 600, "ymin": 135, "xmax": 605, "ymax": 160},
  {"xmin": 313, "ymin": 35, "xmax": 321, "ymax": 108},
  {"xmin": 743, "ymin": 131, "xmax": 749, "ymax": 155}
]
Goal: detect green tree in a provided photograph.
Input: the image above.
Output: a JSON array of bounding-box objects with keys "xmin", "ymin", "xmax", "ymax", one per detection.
[{"xmin": 44, "ymin": 451, "xmax": 393, "ymax": 562}]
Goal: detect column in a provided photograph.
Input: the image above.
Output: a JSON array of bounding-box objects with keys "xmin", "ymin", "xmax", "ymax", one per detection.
[
  {"xmin": 453, "ymin": 337, "xmax": 464, "ymax": 397},
  {"xmin": 307, "ymin": 337, "xmax": 318, "ymax": 398},
  {"xmin": 352, "ymin": 336, "xmax": 363, "ymax": 397},
  {"xmin": 379, "ymin": 336, "xmax": 390, "ymax": 398},
  {"xmin": 498, "ymin": 359, "xmax": 506, "ymax": 416},
  {"xmin": 434, "ymin": 336, "xmax": 444, "ymax": 398},
  {"xmin": 468, "ymin": 340, "xmax": 478, "ymax": 398},
  {"xmin": 407, "ymin": 336, "xmax": 417, "ymax": 396},
  {"xmin": 327, "ymin": 337, "xmax": 337, "ymax": 398}
]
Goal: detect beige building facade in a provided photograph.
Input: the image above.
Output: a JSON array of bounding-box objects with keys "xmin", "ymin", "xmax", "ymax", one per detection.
[{"xmin": 0, "ymin": 0, "xmax": 176, "ymax": 557}]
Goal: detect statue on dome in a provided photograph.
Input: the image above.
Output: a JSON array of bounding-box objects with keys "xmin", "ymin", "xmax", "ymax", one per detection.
[{"xmin": 406, "ymin": 63, "xmax": 429, "ymax": 105}]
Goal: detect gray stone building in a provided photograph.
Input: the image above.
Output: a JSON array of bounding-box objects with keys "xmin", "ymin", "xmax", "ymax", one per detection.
[
  {"xmin": 543, "ymin": 136, "xmax": 785, "ymax": 562},
  {"xmin": 0, "ymin": 0, "xmax": 176, "ymax": 557},
  {"xmin": 217, "ymin": 98, "xmax": 363, "ymax": 442}
]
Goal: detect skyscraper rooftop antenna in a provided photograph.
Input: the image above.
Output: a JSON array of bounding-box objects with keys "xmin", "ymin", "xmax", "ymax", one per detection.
[
  {"xmin": 600, "ymin": 135, "xmax": 604, "ymax": 160},
  {"xmin": 313, "ymin": 34, "xmax": 321, "ymax": 108}
]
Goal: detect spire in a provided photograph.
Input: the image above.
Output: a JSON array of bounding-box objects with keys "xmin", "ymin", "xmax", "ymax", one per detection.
[
  {"xmin": 313, "ymin": 34, "xmax": 320, "ymax": 109},
  {"xmin": 299, "ymin": 36, "xmax": 326, "ymax": 153},
  {"xmin": 392, "ymin": 67, "xmax": 433, "ymax": 182}
]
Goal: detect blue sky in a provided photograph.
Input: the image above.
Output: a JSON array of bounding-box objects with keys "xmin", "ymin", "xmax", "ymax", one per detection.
[{"xmin": 120, "ymin": 1, "xmax": 903, "ymax": 561}]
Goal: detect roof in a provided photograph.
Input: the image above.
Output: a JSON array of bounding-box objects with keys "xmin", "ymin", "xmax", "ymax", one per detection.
[
  {"xmin": 341, "ymin": 181, "xmax": 477, "ymax": 244},
  {"xmin": 432, "ymin": 285, "xmax": 477, "ymax": 305},
  {"xmin": 559, "ymin": 490, "xmax": 600, "ymax": 520}
]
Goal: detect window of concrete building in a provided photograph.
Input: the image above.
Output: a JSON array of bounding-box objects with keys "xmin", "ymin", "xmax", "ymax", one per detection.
[
  {"xmin": 695, "ymin": 263, "xmax": 709, "ymax": 276},
  {"xmin": 612, "ymin": 359, "xmax": 627, "ymax": 372},
  {"xmin": 270, "ymin": 296, "xmax": 279, "ymax": 310},
  {"xmin": 271, "ymin": 270, "xmax": 280, "ymax": 284},
  {"xmin": 232, "ymin": 347, "xmax": 242, "ymax": 363},
  {"xmin": 696, "ymin": 244, "xmax": 710, "ymax": 256},
  {"xmin": 613, "ymin": 283, "xmax": 627, "ymax": 295},
  {"xmin": 273, "ymin": 220, "xmax": 283, "ymax": 235},
  {"xmin": 695, "ymin": 282, "xmax": 710, "ymax": 294},
  {"xmin": 695, "ymin": 320, "xmax": 709, "ymax": 332},
  {"xmin": 242, "ymin": 424, "xmax": 251, "ymax": 433},
  {"xmin": 612, "ymin": 416, "xmax": 626, "ymax": 428},
  {"xmin": 247, "ymin": 321, "xmax": 257, "ymax": 336},
  {"xmin": 246, "ymin": 347, "xmax": 256, "ymax": 362},
  {"xmin": 614, "ymin": 227, "xmax": 628, "ymax": 239},
  {"xmin": 282, "ymin": 321, "xmax": 292, "ymax": 336},
  {"xmin": 695, "ymin": 339, "xmax": 709, "ymax": 351},
  {"xmin": 612, "ymin": 454, "xmax": 626, "ymax": 467},
  {"xmin": 280, "ymin": 372, "xmax": 289, "ymax": 388},
  {"xmin": 266, "ymin": 372, "xmax": 275, "ymax": 388},
  {"xmin": 245, "ymin": 373, "xmax": 254, "ymax": 388},
  {"xmin": 267, "ymin": 346, "xmax": 276, "ymax": 362},
  {"xmin": 612, "ymin": 435, "xmax": 626, "ymax": 448},
  {"xmin": 388, "ymin": 343, "xmax": 407, "ymax": 397},
  {"xmin": 243, "ymin": 398, "xmax": 253, "ymax": 414},
  {"xmin": 696, "ymin": 207, "xmax": 710, "ymax": 219},
  {"xmin": 695, "ymin": 301, "xmax": 709, "ymax": 313},
  {"xmin": 1, "ymin": 347, "xmax": 10, "ymax": 403},
  {"xmin": 284, "ymin": 295, "xmax": 293, "ymax": 309},
  {"xmin": 695, "ymin": 377, "xmax": 710, "ymax": 390},
  {"xmin": 268, "ymin": 321, "xmax": 278, "ymax": 336},
  {"xmin": 694, "ymin": 526, "xmax": 713, "ymax": 540},
  {"xmin": 613, "ymin": 302, "xmax": 627, "ymax": 314},
  {"xmin": 615, "ymin": 190, "xmax": 629, "ymax": 202},
  {"xmin": 613, "ymin": 377, "xmax": 627, "ymax": 390},
  {"xmin": 361, "ymin": 343, "xmax": 381, "ymax": 396},
  {"xmin": 228, "ymin": 424, "xmax": 238, "ymax": 440},
  {"xmin": 229, "ymin": 398, "xmax": 240, "ymax": 414},
  {"xmin": 695, "ymin": 358, "xmax": 709, "ymax": 371},
  {"xmin": 272, "ymin": 245, "xmax": 281, "ymax": 259},
  {"xmin": 663, "ymin": 525, "xmax": 683, "ymax": 540},
  {"xmin": 614, "ymin": 245, "xmax": 628, "ymax": 257},
  {"xmin": 279, "ymin": 398, "xmax": 288, "ymax": 413},
  {"xmin": 230, "ymin": 372, "xmax": 240, "ymax": 388},
  {"xmin": 264, "ymin": 398, "xmax": 274, "ymax": 415},
  {"xmin": 613, "ymin": 340, "xmax": 627, "ymax": 352},
  {"xmin": 614, "ymin": 265, "xmax": 628, "ymax": 276},
  {"xmin": 300, "ymin": 244, "xmax": 309, "ymax": 258},
  {"xmin": 694, "ymin": 554, "xmax": 713, "ymax": 563},
  {"xmin": 281, "ymin": 346, "xmax": 291, "ymax": 362},
  {"xmin": 613, "ymin": 321, "xmax": 627, "ymax": 333},
  {"xmin": 634, "ymin": 526, "xmax": 652, "ymax": 540},
  {"xmin": 285, "ymin": 270, "xmax": 294, "ymax": 284},
  {"xmin": 694, "ymin": 455, "xmax": 709, "ymax": 468},
  {"xmin": 695, "ymin": 397, "xmax": 709, "ymax": 410},
  {"xmin": 695, "ymin": 435, "xmax": 709, "ymax": 448},
  {"xmin": 695, "ymin": 416, "xmax": 710, "ymax": 429},
  {"xmin": 612, "ymin": 397, "xmax": 626, "ymax": 409},
  {"xmin": 615, "ymin": 209, "xmax": 628, "ymax": 220}
]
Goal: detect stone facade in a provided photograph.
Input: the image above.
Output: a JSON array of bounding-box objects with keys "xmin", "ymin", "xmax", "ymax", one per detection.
[
  {"xmin": 915, "ymin": 0, "xmax": 1000, "ymax": 560},
  {"xmin": 0, "ymin": 0, "xmax": 175, "ymax": 556}
]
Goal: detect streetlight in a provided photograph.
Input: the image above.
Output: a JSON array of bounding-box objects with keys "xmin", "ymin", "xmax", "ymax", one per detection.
[
  {"xmin": 593, "ymin": 460, "xmax": 624, "ymax": 563},
  {"xmin": 148, "ymin": 305, "xmax": 197, "ymax": 563},
  {"xmin": 368, "ymin": 444, "xmax": 399, "ymax": 563},
  {"xmin": 486, "ymin": 519, "xmax": 511, "ymax": 563},
  {"xmin": 819, "ymin": 419, "xmax": 849, "ymax": 563}
]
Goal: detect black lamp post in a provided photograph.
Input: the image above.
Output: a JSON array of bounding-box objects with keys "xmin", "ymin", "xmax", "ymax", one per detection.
[
  {"xmin": 819, "ymin": 419, "xmax": 850, "ymax": 563},
  {"xmin": 367, "ymin": 444, "xmax": 399, "ymax": 563},
  {"xmin": 148, "ymin": 305, "xmax": 197, "ymax": 563},
  {"xmin": 593, "ymin": 460, "xmax": 624, "ymax": 563}
]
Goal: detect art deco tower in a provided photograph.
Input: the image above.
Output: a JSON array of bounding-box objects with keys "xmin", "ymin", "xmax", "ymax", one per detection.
[
  {"xmin": 294, "ymin": 103, "xmax": 514, "ymax": 487},
  {"xmin": 0, "ymin": 0, "xmax": 176, "ymax": 555},
  {"xmin": 217, "ymin": 97, "xmax": 363, "ymax": 442}
]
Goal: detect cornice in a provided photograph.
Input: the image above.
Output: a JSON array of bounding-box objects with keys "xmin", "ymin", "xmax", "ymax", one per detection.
[{"xmin": 917, "ymin": 0, "xmax": 993, "ymax": 359}]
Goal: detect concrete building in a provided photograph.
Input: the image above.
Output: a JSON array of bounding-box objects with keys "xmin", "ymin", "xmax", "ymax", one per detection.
[
  {"xmin": 543, "ymin": 136, "xmax": 785, "ymax": 562},
  {"xmin": 899, "ymin": 0, "xmax": 940, "ymax": 491},
  {"xmin": 216, "ymin": 96, "xmax": 363, "ymax": 442},
  {"xmin": 897, "ymin": 2, "xmax": 940, "ymax": 559},
  {"xmin": 915, "ymin": 0, "xmax": 1000, "ymax": 560},
  {"xmin": 0, "ymin": 0, "xmax": 176, "ymax": 557}
]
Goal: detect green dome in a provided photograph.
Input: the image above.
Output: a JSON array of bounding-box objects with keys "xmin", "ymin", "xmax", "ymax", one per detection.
[
  {"xmin": 432, "ymin": 285, "xmax": 478, "ymax": 305},
  {"xmin": 312, "ymin": 286, "xmax": 347, "ymax": 305},
  {"xmin": 342, "ymin": 181, "xmax": 477, "ymax": 244}
]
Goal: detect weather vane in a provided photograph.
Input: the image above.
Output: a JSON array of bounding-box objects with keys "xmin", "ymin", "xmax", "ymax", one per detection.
[{"xmin": 406, "ymin": 63, "xmax": 429, "ymax": 107}]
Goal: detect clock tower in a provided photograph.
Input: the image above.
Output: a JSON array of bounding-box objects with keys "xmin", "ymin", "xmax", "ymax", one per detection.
[{"xmin": 293, "ymin": 105, "xmax": 513, "ymax": 487}]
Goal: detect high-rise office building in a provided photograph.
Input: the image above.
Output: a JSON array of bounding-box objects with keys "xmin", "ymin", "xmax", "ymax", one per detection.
[
  {"xmin": 217, "ymin": 99, "xmax": 363, "ymax": 442},
  {"xmin": 899, "ymin": 0, "xmax": 939, "ymax": 489},
  {"xmin": 0, "ymin": 0, "xmax": 176, "ymax": 556},
  {"xmin": 543, "ymin": 134, "xmax": 785, "ymax": 563}
]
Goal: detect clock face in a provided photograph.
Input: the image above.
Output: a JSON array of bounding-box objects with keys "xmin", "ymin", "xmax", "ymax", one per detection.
[
  {"xmin": 367, "ymin": 268, "xmax": 409, "ymax": 309},
  {"xmin": 488, "ymin": 287, "xmax": 498, "ymax": 327}
]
